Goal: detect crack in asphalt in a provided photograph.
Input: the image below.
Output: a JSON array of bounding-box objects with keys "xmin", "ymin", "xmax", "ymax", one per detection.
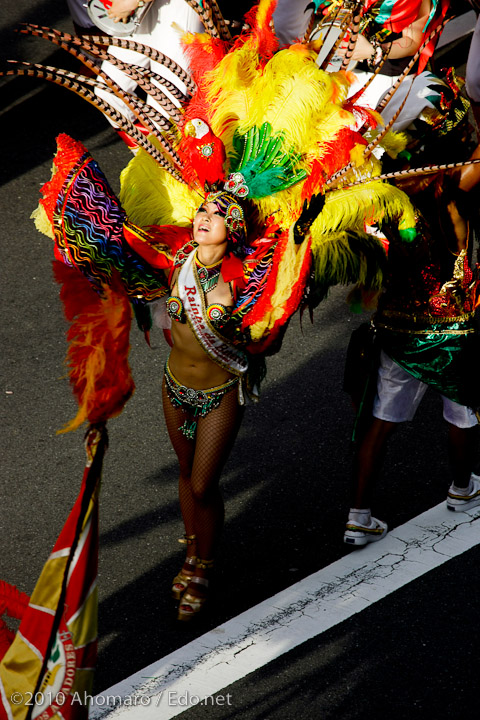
[{"xmin": 92, "ymin": 510, "xmax": 480, "ymax": 715}]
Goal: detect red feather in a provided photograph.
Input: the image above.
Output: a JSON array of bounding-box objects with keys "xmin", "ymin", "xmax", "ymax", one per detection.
[
  {"xmin": 39, "ymin": 134, "xmax": 87, "ymax": 232},
  {"xmin": 243, "ymin": 234, "xmax": 313, "ymax": 354},
  {"xmin": 182, "ymin": 34, "xmax": 228, "ymax": 86},
  {"xmin": 53, "ymin": 262, "xmax": 135, "ymax": 433},
  {"xmin": 181, "ymin": 34, "xmax": 228, "ymax": 123},
  {"xmin": 243, "ymin": 1, "xmax": 279, "ymax": 61},
  {"xmin": 301, "ymin": 128, "xmax": 364, "ymax": 200}
]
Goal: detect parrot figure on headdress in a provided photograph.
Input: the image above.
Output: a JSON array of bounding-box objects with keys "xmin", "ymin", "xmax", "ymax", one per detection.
[{"xmin": 178, "ymin": 117, "xmax": 227, "ymax": 190}]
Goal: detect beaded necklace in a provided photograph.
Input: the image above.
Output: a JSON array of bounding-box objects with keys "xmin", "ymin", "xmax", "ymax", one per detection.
[{"xmin": 194, "ymin": 255, "xmax": 223, "ymax": 293}]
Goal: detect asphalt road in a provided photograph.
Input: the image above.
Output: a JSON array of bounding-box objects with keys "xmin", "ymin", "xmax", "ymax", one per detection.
[{"xmin": 1, "ymin": 3, "xmax": 480, "ymax": 718}]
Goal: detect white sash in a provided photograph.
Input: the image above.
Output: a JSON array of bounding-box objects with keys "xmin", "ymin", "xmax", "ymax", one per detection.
[{"xmin": 178, "ymin": 251, "xmax": 249, "ymax": 377}]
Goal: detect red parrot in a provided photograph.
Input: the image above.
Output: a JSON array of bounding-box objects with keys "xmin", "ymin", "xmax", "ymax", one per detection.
[{"xmin": 178, "ymin": 118, "xmax": 226, "ymax": 190}]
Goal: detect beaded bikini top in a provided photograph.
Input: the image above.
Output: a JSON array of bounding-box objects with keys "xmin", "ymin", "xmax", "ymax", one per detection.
[{"xmin": 166, "ymin": 295, "xmax": 232, "ymax": 330}]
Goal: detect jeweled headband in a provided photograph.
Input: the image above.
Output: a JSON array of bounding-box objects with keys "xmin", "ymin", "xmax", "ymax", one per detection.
[{"xmin": 200, "ymin": 175, "xmax": 250, "ymax": 255}]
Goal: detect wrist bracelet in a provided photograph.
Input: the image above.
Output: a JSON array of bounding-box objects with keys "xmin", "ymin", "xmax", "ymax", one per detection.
[{"xmin": 367, "ymin": 37, "xmax": 383, "ymax": 70}]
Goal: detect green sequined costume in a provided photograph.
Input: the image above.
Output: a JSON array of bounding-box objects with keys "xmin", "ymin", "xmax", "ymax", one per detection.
[{"xmin": 375, "ymin": 178, "xmax": 480, "ymax": 411}]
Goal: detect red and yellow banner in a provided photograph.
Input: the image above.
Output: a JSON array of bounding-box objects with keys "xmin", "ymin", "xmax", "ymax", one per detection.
[{"xmin": 0, "ymin": 425, "xmax": 107, "ymax": 720}]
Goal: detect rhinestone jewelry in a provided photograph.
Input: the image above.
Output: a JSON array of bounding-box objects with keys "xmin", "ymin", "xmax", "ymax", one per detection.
[{"xmin": 195, "ymin": 255, "xmax": 222, "ymax": 293}]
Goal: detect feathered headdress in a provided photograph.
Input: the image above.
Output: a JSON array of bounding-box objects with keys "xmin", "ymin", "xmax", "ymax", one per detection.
[{"xmin": 5, "ymin": 0, "xmax": 478, "ymax": 428}]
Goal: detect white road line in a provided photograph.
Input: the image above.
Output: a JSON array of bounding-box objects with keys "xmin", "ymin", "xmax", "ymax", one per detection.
[{"xmin": 91, "ymin": 503, "xmax": 480, "ymax": 719}]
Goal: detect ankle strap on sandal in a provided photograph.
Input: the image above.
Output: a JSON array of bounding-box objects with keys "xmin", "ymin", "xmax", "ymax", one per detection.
[
  {"xmin": 196, "ymin": 558, "xmax": 214, "ymax": 571},
  {"xmin": 190, "ymin": 576, "xmax": 209, "ymax": 588},
  {"xmin": 178, "ymin": 534, "xmax": 196, "ymax": 546}
]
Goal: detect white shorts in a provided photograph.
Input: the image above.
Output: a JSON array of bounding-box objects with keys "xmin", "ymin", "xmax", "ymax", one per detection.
[
  {"xmin": 373, "ymin": 351, "xmax": 478, "ymax": 428},
  {"xmin": 96, "ymin": 0, "xmax": 204, "ymax": 124}
]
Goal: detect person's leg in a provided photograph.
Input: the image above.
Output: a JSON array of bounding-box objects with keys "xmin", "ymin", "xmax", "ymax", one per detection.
[
  {"xmin": 345, "ymin": 351, "xmax": 427, "ymax": 545},
  {"xmin": 190, "ymin": 387, "xmax": 243, "ymax": 560},
  {"xmin": 442, "ymin": 398, "xmax": 480, "ymax": 511},
  {"xmin": 162, "ymin": 380, "xmax": 197, "ymax": 598},
  {"xmin": 66, "ymin": 0, "xmax": 96, "ymax": 32},
  {"xmin": 179, "ymin": 388, "xmax": 244, "ymax": 619},
  {"xmin": 352, "ymin": 417, "xmax": 397, "ymax": 509},
  {"xmin": 72, "ymin": 21, "xmax": 99, "ymax": 35},
  {"xmin": 344, "ymin": 418, "xmax": 395, "ymax": 545},
  {"xmin": 447, "ymin": 423, "xmax": 478, "ymax": 488}
]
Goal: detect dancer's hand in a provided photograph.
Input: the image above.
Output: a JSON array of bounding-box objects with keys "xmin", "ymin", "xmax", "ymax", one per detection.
[
  {"xmin": 337, "ymin": 33, "xmax": 374, "ymax": 62},
  {"xmin": 294, "ymin": 194, "xmax": 325, "ymax": 244},
  {"xmin": 108, "ymin": 0, "xmax": 151, "ymax": 23}
]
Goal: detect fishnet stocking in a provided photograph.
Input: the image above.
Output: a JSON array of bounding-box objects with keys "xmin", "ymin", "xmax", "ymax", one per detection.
[{"xmin": 162, "ymin": 379, "xmax": 244, "ymax": 567}]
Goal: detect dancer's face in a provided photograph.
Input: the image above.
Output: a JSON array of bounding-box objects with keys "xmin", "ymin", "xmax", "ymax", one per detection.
[{"xmin": 193, "ymin": 202, "xmax": 228, "ymax": 246}]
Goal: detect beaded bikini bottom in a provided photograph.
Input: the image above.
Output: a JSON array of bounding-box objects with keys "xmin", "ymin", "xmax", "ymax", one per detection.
[{"xmin": 164, "ymin": 359, "xmax": 238, "ymax": 439}]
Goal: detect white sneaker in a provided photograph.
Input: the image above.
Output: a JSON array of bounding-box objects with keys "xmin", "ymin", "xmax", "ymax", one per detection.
[
  {"xmin": 343, "ymin": 517, "xmax": 388, "ymax": 546},
  {"xmin": 447, "ymin": 474, "xmax": 480, "ymax": 512}
]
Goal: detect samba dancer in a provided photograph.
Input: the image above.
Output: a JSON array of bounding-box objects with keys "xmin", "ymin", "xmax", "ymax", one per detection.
[
  {"xmin": 162, "ymin": 197, "xmax": 249, "ymax": 620},
  {"xmin": 162, "ymin": 186, "xmax": 323, "ymax": 618}
]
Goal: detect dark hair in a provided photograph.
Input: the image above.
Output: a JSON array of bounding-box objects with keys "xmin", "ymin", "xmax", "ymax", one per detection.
[{"xmin": 202, "ymin": 191, "xmax": 252, "ymax": 258}]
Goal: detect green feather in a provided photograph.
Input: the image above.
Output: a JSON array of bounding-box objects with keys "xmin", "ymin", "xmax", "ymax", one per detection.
[
  {"xmin": 230, "ymin": 123, "xmax": 306, "ymax": 199},
  {"xmin": 399, "ymin": 227, "xmax": 418, "ymax": 243}
]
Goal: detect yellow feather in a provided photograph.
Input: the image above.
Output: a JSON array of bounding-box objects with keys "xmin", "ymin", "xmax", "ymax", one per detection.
[
  {"xmin": 117, "ymin": 23, "xmax": 417, "ymax": 250},
  {"xmin": 251, "ymin": 52, "xmax": 335, "ymax": 146},
  {"xmin": 206, "ymin": 39, "xmax": 261, "ymax": 144},
  {"xmin": 312, "ymin": 230, "xmax": 385, "ymax": 292},
  {"xmin": 311, "ymin": 181, "xmax": 416, "ymax": 245},
  {"xmin": 256, "ymin": 0, "xmax": 277, "ymax": 29},
  {"xmin": 206, "ymin": 45, "xmax": 355, "ymax": 163},
  {"xmin": 350, "ymin": 144, "xmax": 367, "ymax": 168},
  {"xmin": 181, "ymin": 31, "xmax": 212, "ymax": 47},
  {"xmin": 378, "ymin": 129, "xmax": 409, "ymax": 159},
  {"xmin": 31, "ymin": 203, "xmax": 54, "ymax": 240}
]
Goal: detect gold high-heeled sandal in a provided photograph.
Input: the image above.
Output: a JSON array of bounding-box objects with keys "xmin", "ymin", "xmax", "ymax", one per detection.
[
  {"xmin": 177, "ymin": 558, "xmax": 213, "ymax": 622},
  {"xmin": 171, "ymin": 534, "xmax": 196, "ymax": 601}
]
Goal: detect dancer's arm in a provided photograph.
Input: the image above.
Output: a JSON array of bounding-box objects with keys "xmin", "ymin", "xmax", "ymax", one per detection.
[{"xmin": 338, "ymin": 0, "xmax": 431, "ymax": 63}]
